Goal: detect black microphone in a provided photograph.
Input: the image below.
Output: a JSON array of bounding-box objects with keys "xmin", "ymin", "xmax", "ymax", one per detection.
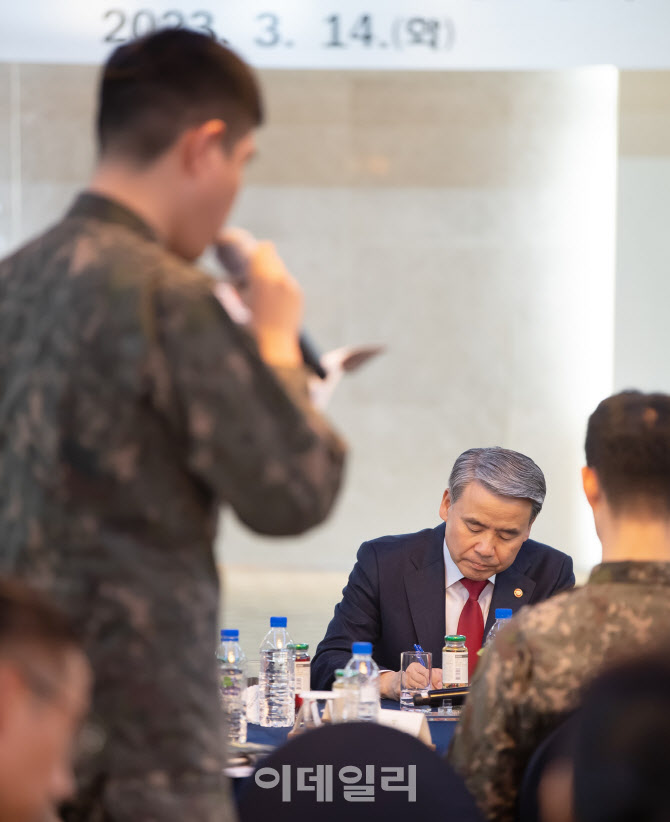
[
  {"xmin": 215, "ymin": 229, "xmax": 327, "ymax": 380},
  {"xmin": 412, "ymin": 686, "xmax": 470, "ymax": 707}
]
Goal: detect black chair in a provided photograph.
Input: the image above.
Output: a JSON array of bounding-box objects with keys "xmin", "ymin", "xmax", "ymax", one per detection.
[
  {"xmin": 238, "ymin": 722, "xmax": 483, "ymax": 821},
  {"xmin": 516, "ymin": 715, "xmax": 579, "ymax": 822}
]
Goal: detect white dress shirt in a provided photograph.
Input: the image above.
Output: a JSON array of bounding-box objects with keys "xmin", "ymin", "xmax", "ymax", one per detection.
[{"xmin": 444, "ymin": 538, "xmax": 496, "ymax": 636}]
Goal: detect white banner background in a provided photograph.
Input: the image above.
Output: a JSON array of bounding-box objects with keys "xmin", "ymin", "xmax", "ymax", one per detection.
[{"xmin": 0, "ymin": 1, "xmax": 669, "ymax": 69}]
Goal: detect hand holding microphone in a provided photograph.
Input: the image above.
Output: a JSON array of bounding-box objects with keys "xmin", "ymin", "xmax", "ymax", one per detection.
[
  {"xmin": 215, "ymin": 228, "xmax": 302, "ymax": 369},
  {"xmin": 215, "ymin": 229, "xmax": 326, "ymax": 378}
]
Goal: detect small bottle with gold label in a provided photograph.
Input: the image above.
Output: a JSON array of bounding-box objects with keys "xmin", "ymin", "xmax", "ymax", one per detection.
[{"xmin": 442, "ymin": 634, "xmax": 468, "ymax": 716}]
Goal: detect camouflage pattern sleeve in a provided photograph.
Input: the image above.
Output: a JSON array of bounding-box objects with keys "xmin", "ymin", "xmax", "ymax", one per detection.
[
  {"xmin": 448, "ymin": 570, "xmax": 670, "ymax": 822},
  {"xmin": 151, "ymin": 268, "xmax": 346, "ymax": 535},
  {"xmin": 447, "ymin": 623, "xmax": 540, "ymax": 822}
]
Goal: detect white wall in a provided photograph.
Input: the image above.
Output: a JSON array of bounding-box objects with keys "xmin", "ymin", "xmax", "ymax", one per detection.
[
  {"xmin": 219, "ymin": 69, "xmax": 619, "ymax": 648},
  {"xmin": 614, "ymin": 71, "xmax": 670, "ymax": 396},
  {"xmin": 0, "ymin": 63, "xmax": 620, "ymax": 653}
]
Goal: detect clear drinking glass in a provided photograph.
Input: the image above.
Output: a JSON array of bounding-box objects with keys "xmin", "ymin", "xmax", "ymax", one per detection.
[
  {"xmin": 399, "ymin": 651, "xmax": 432, "ymax": 712},
  {"xmin": 290, "ymin": 691, "xmax": 342, "ymax": 734}
]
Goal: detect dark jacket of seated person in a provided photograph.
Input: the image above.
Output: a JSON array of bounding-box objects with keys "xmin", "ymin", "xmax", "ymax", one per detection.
[{"xmin": 312, "ymin": 447, "xmax": 575, "ymax": 695}]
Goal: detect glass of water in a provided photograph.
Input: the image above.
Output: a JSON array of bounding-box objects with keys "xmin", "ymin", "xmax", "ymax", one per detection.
[{"xmin": 399, "ymin": 651, "xmax": 432, "ymax": 712}]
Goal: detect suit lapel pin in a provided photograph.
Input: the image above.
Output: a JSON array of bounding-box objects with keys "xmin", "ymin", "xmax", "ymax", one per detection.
[{"xmin": 514, "ymin": 588, "xmax": 523, "ymax": 598}]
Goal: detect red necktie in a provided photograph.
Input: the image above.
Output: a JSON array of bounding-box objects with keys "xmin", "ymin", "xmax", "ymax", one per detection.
[{"xmin": 457, "ymin": 578, "xmax": 489, "ymax": 680}]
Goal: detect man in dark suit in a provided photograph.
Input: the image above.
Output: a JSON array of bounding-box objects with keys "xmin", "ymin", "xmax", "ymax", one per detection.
[{"xmin": 312, "ymin": 447, "xmax": 574, "ymax": 698}]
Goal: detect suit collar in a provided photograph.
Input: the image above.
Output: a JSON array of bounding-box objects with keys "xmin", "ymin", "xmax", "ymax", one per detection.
[
  {"xmin": 404, "ymin": 526, "xmax": 538, "ymax": 645},
  {"xmin": 405, "ymin": 524, "xmax": 447, "ymax": 661},
  {"xmin": 506, "ymin": 540, "xmax": 534, "ymax": 575},
  {"xmin": 485, "ymin": 546, "xmax": 537, "ymax": 634},
  {"xmin": 409, "ymin": 522, "xmax": 446, "ymax": 569}
]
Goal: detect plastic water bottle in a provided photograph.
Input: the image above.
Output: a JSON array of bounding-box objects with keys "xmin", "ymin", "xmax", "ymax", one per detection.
[
  {"xmin": 343, "ymin": 641, "xmax": 380, "ymax": 722},
  {"xmin": 216, "ymin": 629, "xmax": 247, "ymax": 744},
  {"xmin": 486, "ymin": 608, "xmax": 513, "ymax": 646},
  {"xmin": 259, "ymin": 616, "xmax": 296, "ymax": 728}
]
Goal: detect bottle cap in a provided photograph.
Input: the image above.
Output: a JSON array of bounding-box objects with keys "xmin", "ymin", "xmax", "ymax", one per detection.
[
  {"xmin": 495, "ymin": 608, "xmax": 513, "ymax": 619},
  {"xmin": 334, "ymin": 669, "xmax": 346, "ymax": 678},
  {"xmin": 445, "ymin": 634, "xmax": 467, "ymax": 643},
  {"xmin": 352, "ymin": 641, "xmax": 372, "ymax": 655},
  {"xmin": 270, "ymin": 616, "xmax": 287, "ymax": 628},
  {"xmin": 294, "ymin": 643, "xmax": 309, "ymax": 651},
  {"xmin": 221, "ymin": 629, "xmax": 239, "ymax": 641}
]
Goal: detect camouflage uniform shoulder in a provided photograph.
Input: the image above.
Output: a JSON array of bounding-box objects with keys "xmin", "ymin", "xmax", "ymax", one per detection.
[
  {"xmin": 511, "ymin": 583, "xmax": 585, "ymax": 630},
  {"xmin": 74, "ymin": 215, "xmax": 217, "ymax": 296},
  {"xmin": 64, "ymin": 212, "xmax": 231, "ymax": 347},
  {"xmin": 486, "ymin": 584, "xmax": 590, "ymax": 665},
  {"xmin": 589, "ymin": 560, "xmax": 670, "ymax": 586}
]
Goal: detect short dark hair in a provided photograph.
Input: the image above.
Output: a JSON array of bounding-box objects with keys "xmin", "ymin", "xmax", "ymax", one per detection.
[
  {"xmin": 585, "ymin": 390, "xmax": 670, "ymax": 514},
  {"xmin": 0, "ymin": 576, "xmax": 80, "ymax": 698},
  {"xmin": 97, "ymin": 28, "xmax": 264, "ymax": 163}
]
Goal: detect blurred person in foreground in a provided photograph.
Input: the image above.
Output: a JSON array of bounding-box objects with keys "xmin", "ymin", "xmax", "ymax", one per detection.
[
  {"xmin": 449, "ymin": 390, "xmax": 670, "ymax": 822},
  {"xmin": 535, "ymin": 651, "xmax": 670, "ymax": 822},
  {"xmin": 312, "ymin": 447, "xmax": 574, "ymax": 696},
  {"xmin": 0, "ymin": 28, "xmax": 345, "ymax": 821},
  {"xmin": 0, "ymin": 577, "xmax": 90, "ymax": 822}
]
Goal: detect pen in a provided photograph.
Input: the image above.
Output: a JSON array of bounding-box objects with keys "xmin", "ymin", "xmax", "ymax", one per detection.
[{"xmin": 413, "ymin": 644, "xmax": 428, "ymax": 667}]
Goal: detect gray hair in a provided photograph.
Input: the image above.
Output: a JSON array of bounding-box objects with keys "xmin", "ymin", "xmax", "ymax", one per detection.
[{"xmin": 448, "ymin": 447, "xmax": 546, "ymax": 522}]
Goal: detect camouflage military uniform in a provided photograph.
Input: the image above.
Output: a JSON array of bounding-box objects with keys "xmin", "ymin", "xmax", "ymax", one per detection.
[
  {"xmin": 448, "ymin": 561, "xmax": 670, "ymax": 822},
  {"xmin": 0, "ymin": 192, "xmax": 345, "ymax": 821}
]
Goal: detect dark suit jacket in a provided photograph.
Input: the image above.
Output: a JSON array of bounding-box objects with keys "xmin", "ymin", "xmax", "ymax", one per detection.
[{"xmin": 311, "ymin": 523, "xmax": 575, "ymax": 690}]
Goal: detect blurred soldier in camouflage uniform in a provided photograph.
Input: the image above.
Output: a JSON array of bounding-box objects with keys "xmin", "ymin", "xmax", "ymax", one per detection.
[
  {"xmin": 0, "ymin": 29, "xmax": 345, "ymax": 821},
  {"xmin": 449, "ymin": 390, "xmax": 670, "ymax": 822}
]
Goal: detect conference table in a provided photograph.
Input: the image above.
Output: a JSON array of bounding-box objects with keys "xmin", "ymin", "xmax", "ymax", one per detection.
[{"xmin": 245, "ymin": 699, "xmax": 459, "ymax": 757}]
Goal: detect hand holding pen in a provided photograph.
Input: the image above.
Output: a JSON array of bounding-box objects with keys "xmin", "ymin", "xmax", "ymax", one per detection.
[
  {"xmin": 414, "ymin": 644, "xmax": 444, "ymax": 689},
  {"xmin": 401, "ymin": 644, "xmax": 430, "ymax": 690},
  {"xmin": 413, "ymin": 643, "xmax": 428, "ymax": 666}
]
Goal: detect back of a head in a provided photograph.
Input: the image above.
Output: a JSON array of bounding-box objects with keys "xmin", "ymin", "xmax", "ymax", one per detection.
[
  {"xmin": 573, "ymin": 652, "xmax": 670, "ymax": 822},
  {"xmin": 238, "ymin": 722, "xmax": 483, "ymax": 821},
  {"xmin": 585, "ymin": 390, "xmax": 670, "ymax": 516},
  {"xmin": 97, "ymin": 28, "xmax": 264, "ymax": 164}
]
